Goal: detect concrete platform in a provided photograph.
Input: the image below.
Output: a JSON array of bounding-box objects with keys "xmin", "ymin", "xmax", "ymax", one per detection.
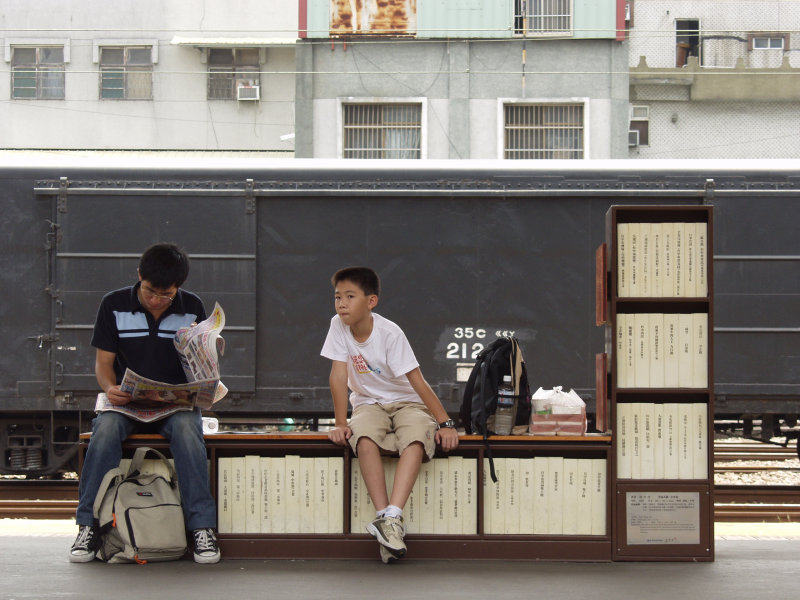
[{"xmin": 1, "ymin": 520, "xmax": 799, "ymax": 599}]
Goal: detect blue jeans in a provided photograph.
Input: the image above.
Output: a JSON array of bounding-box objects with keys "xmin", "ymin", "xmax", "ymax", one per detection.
[{"xmin": 76, "ymin": 408, "xmax": 216, "ymax": 531}]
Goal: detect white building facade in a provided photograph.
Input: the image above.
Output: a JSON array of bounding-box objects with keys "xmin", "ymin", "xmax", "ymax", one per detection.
[
  {"xmin": 627, "ymin": 0, "xmax": 800, "ymax": 158},
  {"xmin": 0, "ymin": 0, "xmax": 297, "ymax": 153}
]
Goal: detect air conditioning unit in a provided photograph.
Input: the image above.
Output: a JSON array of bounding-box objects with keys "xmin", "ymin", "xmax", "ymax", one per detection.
[
  {"xmin": 628, "ymin": 130, "xmax": 640, "ymax": 147},
  {"xmin": 237, "ymin": 85, "xmax": 260, "ymax": 101}
]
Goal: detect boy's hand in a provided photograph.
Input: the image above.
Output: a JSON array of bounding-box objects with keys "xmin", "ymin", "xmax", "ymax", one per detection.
[
  {"xmin": 328, "ymin": 425, "xmax": 352, "ymax": 446},
  {"xmin": 435, "ymin": 427, "xmax": 459, "ymax": 452}
]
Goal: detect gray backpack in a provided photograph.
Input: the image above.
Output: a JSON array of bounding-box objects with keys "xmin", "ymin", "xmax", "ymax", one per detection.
[{"xmin": 93, "ymin": 447, "xmax": 187, "ymax": 563}]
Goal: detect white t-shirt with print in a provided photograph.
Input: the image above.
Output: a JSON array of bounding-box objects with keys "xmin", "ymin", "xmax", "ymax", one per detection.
[{"xmin": 320, "ymin": 312, "xmax": 421, "ymax": 408}]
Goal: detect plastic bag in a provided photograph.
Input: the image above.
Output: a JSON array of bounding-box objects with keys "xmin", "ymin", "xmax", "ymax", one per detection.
[{"xmin": 530, "ymin": 386, "xmax": 587, "ymax": 435}]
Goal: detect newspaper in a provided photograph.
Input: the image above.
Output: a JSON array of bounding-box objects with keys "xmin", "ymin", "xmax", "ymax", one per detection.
[{"xmin": 94, "ymin": 302, "xmax": 228, "ymax": 422}]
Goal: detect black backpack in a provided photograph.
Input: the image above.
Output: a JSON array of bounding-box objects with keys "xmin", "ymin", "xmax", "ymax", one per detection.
[{"xmin": 458, "ymin": 337, "xmax": 532, "ymax": 481}]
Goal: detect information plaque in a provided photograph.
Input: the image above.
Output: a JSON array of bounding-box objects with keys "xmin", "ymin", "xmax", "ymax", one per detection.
[{"xmin": 625, "ymin": 491, "xmax": 700, "ymax": 545}]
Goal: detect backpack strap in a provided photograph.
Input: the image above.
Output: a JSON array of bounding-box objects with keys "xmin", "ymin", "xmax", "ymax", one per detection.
[
  {"xmin": 128, "ymin": 446, "xmax": 179, "ymax": 488},
  {"xmin": 92, "ymin": 466, "xmax": 126, "ymax": 526}
]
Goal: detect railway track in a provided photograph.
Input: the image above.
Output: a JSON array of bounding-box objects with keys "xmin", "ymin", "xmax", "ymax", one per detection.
[{"xmin": 2, "ymin": 478, "xmax": 799, "ymax": 524}]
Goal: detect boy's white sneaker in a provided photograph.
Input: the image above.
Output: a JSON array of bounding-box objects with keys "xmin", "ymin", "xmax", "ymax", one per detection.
[{"xmin": 366, "ymin": 516, "xmax": 406, "ymax": 558}]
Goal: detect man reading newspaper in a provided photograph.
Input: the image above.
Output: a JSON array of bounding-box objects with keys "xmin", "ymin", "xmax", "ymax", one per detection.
[{"xmin": 70, "ymin": 243, "xmax": 222, "ymax": 565}]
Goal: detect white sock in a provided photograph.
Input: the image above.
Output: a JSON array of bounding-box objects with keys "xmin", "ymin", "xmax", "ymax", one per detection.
[{"xmin": 382, "ymin": 504, "xmax": 403, "ymax": 519}]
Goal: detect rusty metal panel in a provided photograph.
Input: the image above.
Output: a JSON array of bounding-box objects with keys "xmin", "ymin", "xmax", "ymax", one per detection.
[{"xmin": 330, "ymin": 0, "xmax": 417, "ymax": 36}]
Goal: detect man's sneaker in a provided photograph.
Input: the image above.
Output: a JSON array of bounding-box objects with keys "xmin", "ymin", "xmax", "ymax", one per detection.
[
  {"xmin": 366, "ymin": 516, "xmax": 406, "ymax": 559},
  {"xmin": 379, "ymin": 544, "xmax": 400, "ymax": 564},
  {"xmin": 192, "ymin": 528, "xmax": 221, "ymax": 564},
  {"xmin": 69, "ymin": 525, "xmax": 100, "ymax": 563}
]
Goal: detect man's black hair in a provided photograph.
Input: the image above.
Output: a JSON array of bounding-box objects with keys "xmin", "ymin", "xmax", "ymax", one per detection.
[
  {"xmin": 138, "ymin": 243, "xmax": 190, "ymax": 289},
  {"xmin": 331, "ymin": 266, "xmax": 380, "ymax": 297}
]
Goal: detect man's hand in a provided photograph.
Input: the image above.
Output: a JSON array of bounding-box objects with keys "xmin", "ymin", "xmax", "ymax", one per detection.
[
  {"xmin": 328, "ymin": 425, "xmax": 352, "ymax": 446},
  {"xmin": 435, "ymin": 427, "xmax": 459, "ymax": 452},
  {"xmin": 105, "ymin": 385, "xmax": 133, "ymax": 406}
]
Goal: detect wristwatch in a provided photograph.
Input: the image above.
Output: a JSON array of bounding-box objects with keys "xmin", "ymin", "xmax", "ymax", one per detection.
[{"xmin": 437, "ymin": 419, "xmax": 456, "ymax": 430}]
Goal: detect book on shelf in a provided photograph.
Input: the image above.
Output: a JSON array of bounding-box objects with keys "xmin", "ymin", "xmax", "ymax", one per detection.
[
  {"xmin": 692, "ymin": 403, "xmax": 709, "ymax": 479},
  {"xmin": 617, "ymin": 222, "xmax": 629, "ymax": 296},
  {"xmin": 630, "ymin": 403, "xmax": 642, "ymax": 479},
  {"xmin": 448, "ymin": 455, "xmax": 464, "ymax": 535},
  {"xmin": 245, "ymin": 455, "xmax": 261, "ymax": 534},
  {"xmin": 298, "ymin": 457, "xmax": 314, "ymax": 534},
  {"xmin": 532, "ymin": 456, "xmax": 549, "ymax": 535},
  {"xmin": 231, "ymin": 456, "xmax": 246, "ymax": 533},
  {"xmin": 313, "ymin": 457, "xmax": 327, "ymax": 534},
  {"xmin": 546, "ymin": 456, "xmax": 564, "ymax": 535},
  {"xmin": 562, "ymin": 458, "xmax": 579, "ymax": 536},
  {"xmin": 270, "ymin": 456, "xmax": 286, "ymax": 533},
  {"xmin": 284, "ymin": 454, "xmax": 300, "ymax": 533},
  {"xmin": 259, "ymin": 456, "xmax": 272, "ymax": 533},
  {"xmin": 664, "ymin": 313, "xmax": 680, "ymax": 387},
  {"xmin": 519, "ymin": 458, "xmax": 535, "ymax": 535},
  {"xmin": 419, "ymin": 459, "xmax": 435, "ymax": 534},
  {"xmin": 217, "ymin": 456, "xmax": 232, "ymax": 533},
  {"xmin": 434, "ymin": 458, "xmax": 449, "ymax": 535},
  {"xmin": 648, "ymin": 313, "xmax": 665, "ymax": 388},
  {"xmin": 640, "ymin": 403, "xmax": 656, "ymax": 479},
  {"xmin": 653, "ymin": 404, "xmax": 665, "ymax": 479},
  {"xmin": 503, "ymin": 458, "xmax": 520, "ymax": 535},
  {"xmin": 590, "ymin": 459, "xmax": 607, "ymax": 536},
  {"xmin": 629, "ymin": 223, "xmax": 641, "ymax": 296},
  {"xmin": 634, "ymin": 313, "xmax": 650, "ymax": 388},
  {"xmin": 576, "ymin": 459, "xmax": 593, "ymax": 535},
  {"xmin": 640, "ymin": 223, "xmax": 651, "ymax": 298},
  {"xmin": 463, "ymin": 459, "xmax": 478, "ymax": 535},
  {"xmin": 328, "ymin": 456, "xmax": 344, "ymax": 534},
  {"xmin": 616, "ymin": 402, "xmax": 632, "ymax": 478}
]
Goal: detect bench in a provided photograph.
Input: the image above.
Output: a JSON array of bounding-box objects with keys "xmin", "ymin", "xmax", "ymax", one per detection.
[{"xmin": 79, "ymin": 431, "xmax": 613, "ymax": 560}]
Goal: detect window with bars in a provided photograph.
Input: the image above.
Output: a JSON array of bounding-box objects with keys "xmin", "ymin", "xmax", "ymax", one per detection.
[
  {"xmin": 514, "ymin": 0, "xmax": 573, "ymax": 35},
  {"xmin": 208, "ymin": 48, "xmax": 260, "ymax": 100},
  {"xmin": 504, "ymin": 103, "xmax": 584, "ymax": 159},
  {"xmin": 11, "ymin": 46, "xmax": 65, "ymax": 99},
  {"xmin": 100, "ymin": 47, "xmax": 153, "ymax": 99},
  {"xmin": 342, "ymin": 103, "xmax": 422, "ymax": 159}
]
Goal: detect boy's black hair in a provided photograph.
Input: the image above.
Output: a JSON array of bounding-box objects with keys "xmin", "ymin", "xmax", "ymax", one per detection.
[
  {"xmin": 331, "ymin": 266, "xmax": 380, "ymax": 297},
  {"xmin": 138, "ymin": 243, "xmax": 190, "ymax": 289}
]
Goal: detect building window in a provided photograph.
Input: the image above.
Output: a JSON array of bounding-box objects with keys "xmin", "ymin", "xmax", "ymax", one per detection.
[
  {"xmin": 99, "ymin": 47, "xmax": 153, "ymax": 99},
  {"xmin": 676, "ymin": 19, "xmax": 700, "ymax": 67},
  {"xmin": 208, "ymin": 48, "xmax": 260, "ymax": 100},
  {"xmin": 342, "ymin": 103, "xmax": 422, "ymax": 159},
  {"xmin": 504, "ymin": 103, "xmax": 584, "ymax": 159},
  {"xmin": 749, "ymin": 34, "xmax": 788, "ymax": 50},
  {"xmin": 629, "ymin": 105, "xmax": 649, "ymax": 147},
  {"xmin": 11, "ymin": 46, "xmax": 65, "ymax": 99},
  {"xmin": 514, "ymin": 0, "xmax": 573, "ymax": 35}
]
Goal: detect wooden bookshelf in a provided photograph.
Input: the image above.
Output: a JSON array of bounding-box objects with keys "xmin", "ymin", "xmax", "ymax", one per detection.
[
  {"xmin": 600, "ymin": 205, "xmax": 714, "ymax": 561},
  {"xmin": 80, "ymin": 432, "xmax": 613, "ymax": 560}
]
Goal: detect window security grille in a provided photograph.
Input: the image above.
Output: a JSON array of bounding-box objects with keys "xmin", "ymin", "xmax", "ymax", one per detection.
[
  {"xmin": 504, "ymin": 104, "xmax": 584, "ymax": 159},
  {"xmin": 343, "ymin": 103, "xmax": 422, "ymax": 159},
  {"xmin": 12, "ymin": 47, "xmax": 65, "ymax": 99},
  {"xmin": 514, "ymin": 0, "xmax": 572, "ymax": 35},
  {"xmin": 100, "ymin": 47, "xmax": 153, "ymax": 99},
  {"xmin": 208, "ymin": 48, "xmax": 260, "ymax": 100}
]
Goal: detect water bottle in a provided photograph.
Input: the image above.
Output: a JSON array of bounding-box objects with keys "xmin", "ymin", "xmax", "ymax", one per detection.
[{"xmin": 493, "ymin": 375, "xmax": 516, "ymax": 435}]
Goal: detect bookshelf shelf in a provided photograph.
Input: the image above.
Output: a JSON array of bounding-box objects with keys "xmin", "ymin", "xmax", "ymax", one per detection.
[{"xmin": 602, "ymin": 204, "xmax": 714, "ymax": 562}]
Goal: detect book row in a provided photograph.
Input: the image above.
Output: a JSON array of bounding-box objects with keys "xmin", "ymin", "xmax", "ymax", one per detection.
[
  {"xmin": 483, "ymin": 457, "xmax": 607, "ymax": 536},
  {"xmin": 616, "ymin": 403, "xmax": 708, "ymax": 480},
  {"xmin": 616, "ymin": 313, "xmax": 708, "ymax": 389},
  {"xmin": 214, "ymin": 454, "xmax": 608, "ymax": 536},
  {"xmin": 617, "ymin": 221, "xmax": 708, "ymax": 298},
  {"xmin": 218, "ymin": 455, "xmax": 344, "ymax": 534}
]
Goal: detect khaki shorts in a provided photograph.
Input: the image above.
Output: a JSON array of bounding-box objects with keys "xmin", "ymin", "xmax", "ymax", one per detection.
[{"xmin": 349, "ymin": 401, "xmax": 437, "ymax": 461}]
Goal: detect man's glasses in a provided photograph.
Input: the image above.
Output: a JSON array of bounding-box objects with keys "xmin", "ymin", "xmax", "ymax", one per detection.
[{"xmin": 141, "ymin": 284, "xmax": 177, "ymax": 303}]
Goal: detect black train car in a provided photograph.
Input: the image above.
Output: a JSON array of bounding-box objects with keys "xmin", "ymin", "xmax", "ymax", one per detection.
[{"xmin": 1, "ymin": 156, "xmax": 798, "ymax": 475}]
